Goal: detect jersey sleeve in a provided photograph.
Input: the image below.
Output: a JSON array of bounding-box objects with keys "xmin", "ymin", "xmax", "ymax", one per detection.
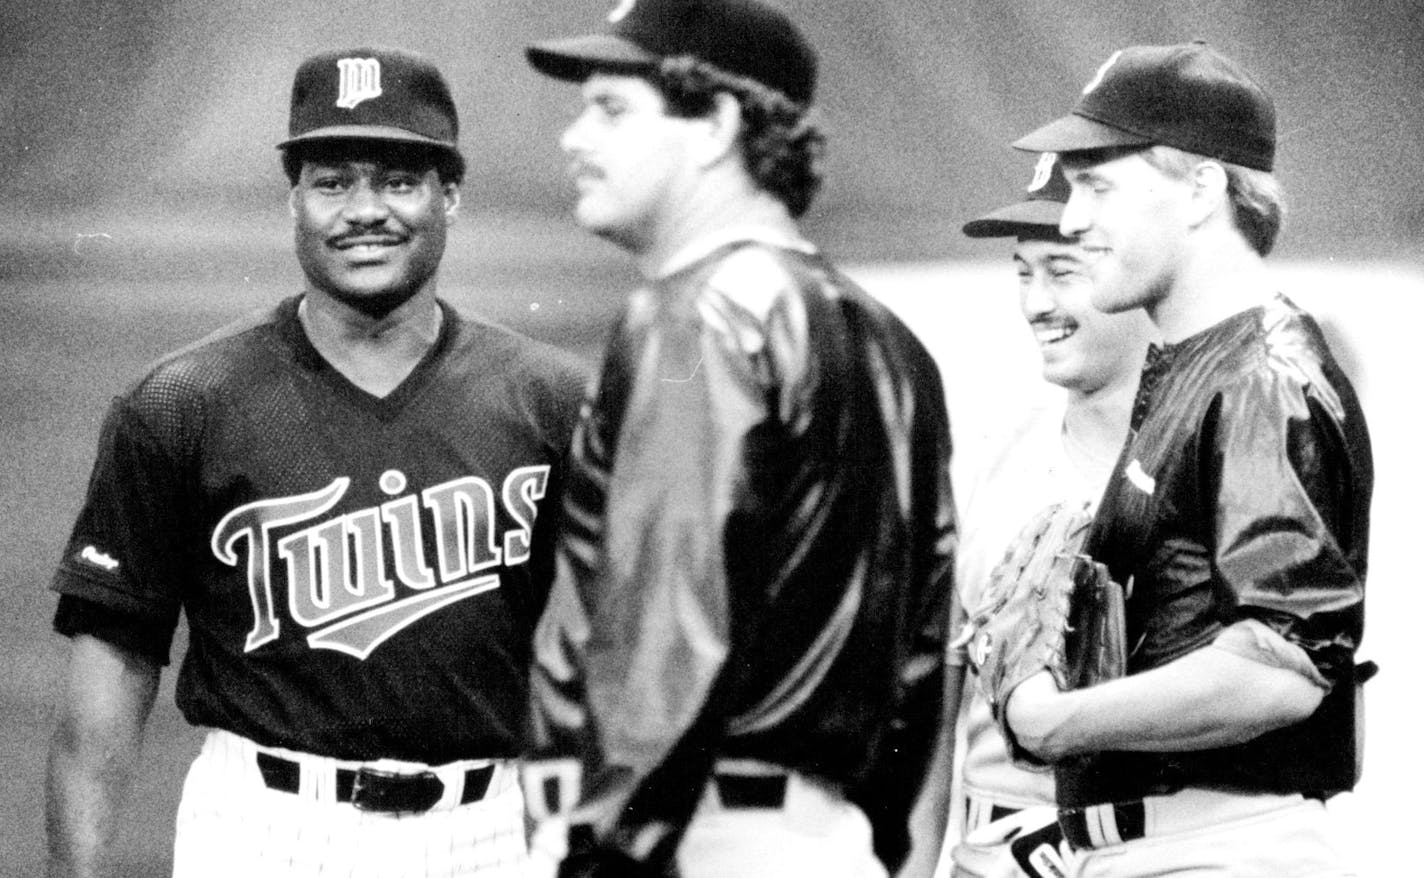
[
  {"xmin": 50, "ymin": 392, "xmax": 193, "ymax": 642},
  {"xmin": 532, "ymin": 277, "xmax": 788, "ymax": 863},
  {"xmin": 1208, "ymin": 369, "xmax": 1366, "ymax": 680}
]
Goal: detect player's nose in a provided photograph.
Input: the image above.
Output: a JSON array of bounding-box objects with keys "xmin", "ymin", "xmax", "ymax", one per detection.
[
  {"xmin": 1059, "ymin": 190, "xmax": 1091, "ymax": 238},
  {"xmin": 341, "ymin": 179, "xmax": 392, "ymax": 224},
  {"xmin": 559, "ymin": 109, "xmax": 593, "ymax": 155},
  {"xmin": 1020, "ymin": 274, "xmax": 1056, "ymax": 320}
]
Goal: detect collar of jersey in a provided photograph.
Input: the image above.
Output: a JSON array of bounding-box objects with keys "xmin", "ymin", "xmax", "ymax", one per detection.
[{"xmin": 656, "ymin": 226, "xmax": 817, "ymax": 279}]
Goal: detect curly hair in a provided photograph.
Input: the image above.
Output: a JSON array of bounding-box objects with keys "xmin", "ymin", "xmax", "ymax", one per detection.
[{"xmin": 649, "ymin": 56, "xmax": 825, "ymax": 218}]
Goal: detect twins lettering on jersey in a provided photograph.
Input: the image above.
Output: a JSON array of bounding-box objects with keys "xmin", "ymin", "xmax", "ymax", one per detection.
[{"xmin": 212, "ymin": 467, "xmax": 549, "ymax": 660}]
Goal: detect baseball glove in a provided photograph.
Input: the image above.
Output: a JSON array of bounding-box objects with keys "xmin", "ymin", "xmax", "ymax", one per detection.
[{"xmin": 959, "ymin": 501, "xmax": 1127, "ymax": 767}]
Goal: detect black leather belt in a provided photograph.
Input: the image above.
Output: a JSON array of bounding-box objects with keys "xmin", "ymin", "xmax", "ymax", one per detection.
[
  {"xmin": 713, "ymin": 772, "xmax": 788, "ymax": 809},
  {"xmin": 255, "ymin": 751, "xmax": 494, "ymax": 813},
  {"xmin": 1058, "ymin": 800, "xmax": 1146, "ymax": 850}
]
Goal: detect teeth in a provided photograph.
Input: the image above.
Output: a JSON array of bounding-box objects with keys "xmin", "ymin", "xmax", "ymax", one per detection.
[{"xmin": 1035, "ymin": 325, "xmax": 1075, "ymax": 344}]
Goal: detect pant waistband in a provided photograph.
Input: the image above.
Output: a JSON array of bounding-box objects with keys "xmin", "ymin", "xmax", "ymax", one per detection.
[
  {"xmin": 213, "ymin": 729, "xmax": 512, "ymax": 814},
  {"xmin": 708, "ymin": 759, "xmax": 844, "ymax": 811},
  {"xmin": 1058, "ymin": 800, "xmax": 1145, "ymax": 849},
  {"xmin": 1059, "ymin": 788, "xmax": 1309, "ymax": 850}
]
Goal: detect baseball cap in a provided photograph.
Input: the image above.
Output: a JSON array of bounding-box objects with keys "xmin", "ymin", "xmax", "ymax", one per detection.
[
  {"xmin": 526, "ymin": 0, "xmax": 817, "ymax": 105},
  {"xmin": 1012, "ymin": 41, "xmax": 1276, "ymax": 172},
  {"xmin": 278, "ymin": 47, "xmax": 463, "ymax": 163},
  {"xmin": 963, "ymin": 152, "xmax": 1071, "ymax": 238}
]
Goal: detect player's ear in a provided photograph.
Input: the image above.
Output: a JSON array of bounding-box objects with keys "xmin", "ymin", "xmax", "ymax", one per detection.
[
  {"xmin": 692, "ymin": 91, "xmax": 743, "ymax": 170},
  {"xmin": 442, "ymin": 182, "xmax": 460, "ymax": 225},
  {"xmin": 1184, "ymin": 159, "xmax": 1229, "ymax": 229},
  {"xmin": 288, "ymin": 187, "xmax": 299, "ymax": 219}
]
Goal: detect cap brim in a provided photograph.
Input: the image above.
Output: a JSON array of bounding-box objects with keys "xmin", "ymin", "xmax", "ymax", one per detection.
[
  {"xmin": 962, "ymin": 199, "xmax": 1065, "ymax": 238},
  {"xmin": 526, "ymin": 35, "xmax": 659, "ymax": 82},
  {"xmin": 277, "ymin": 125, "xmax": 459, "ymax": 153},
  {"xmin": 1012, "ymin": 113, "xmax": 1155, "ymax": 154}
]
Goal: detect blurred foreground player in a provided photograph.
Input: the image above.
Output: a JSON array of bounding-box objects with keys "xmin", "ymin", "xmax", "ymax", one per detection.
[
  {"xmin": 944, "ymin": 153, "xmax": 1154, "ymax": 877},
  {"xmin": 45, "ymin": 47, "xmax": 586, "ymax": 878},
  {"xmin": 1000, "ymin": 42, "xmax": 1374, "ymax": 876},
  {"xmin": 521, "ymin": 1, "xmax": 956, "ymax": 875}
]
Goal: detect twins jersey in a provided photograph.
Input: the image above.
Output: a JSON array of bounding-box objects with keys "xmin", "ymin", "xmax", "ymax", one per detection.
[
  {"xmin": 52, "ymin": 296, "xmax": 587, "ymax": 764},
  {"xmin": 952, "ymin": 398, "xmax": 1105, "ymax": 810}
]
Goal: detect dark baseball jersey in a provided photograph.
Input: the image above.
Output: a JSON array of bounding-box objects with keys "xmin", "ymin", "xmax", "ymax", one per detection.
[
  {"xmin": 52, "ymin": 296, "xmax": 587, "ymax": 764},
  {"xmin": 532, "ymin": 239, "xmax": 956, "ymax": 871},
  {"xmin": 1063, "ymin": 293, "xmax": 1372, "ymax": 806}
]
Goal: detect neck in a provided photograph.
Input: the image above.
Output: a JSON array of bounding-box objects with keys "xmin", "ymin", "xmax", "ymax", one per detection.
[
  {"xmin": 298, "ymin": 288, "xmax": 443, "ymax": 397},
  {"xmin": 1062, "ymin": 373, "xmax": 1137, "ymax": 484},
  {"xmin": 635, "ymin": 177, "xmax": 798, "ymax": 279},
  {"xmin": 1148, "ymin": 229, "xmax": 1271, "ymax": 343}
]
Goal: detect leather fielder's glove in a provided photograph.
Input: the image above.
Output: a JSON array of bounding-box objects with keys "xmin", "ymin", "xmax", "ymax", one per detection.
[{"xmin": 957, "ymin": 501, "xmax": 1127, "ymax": 767}]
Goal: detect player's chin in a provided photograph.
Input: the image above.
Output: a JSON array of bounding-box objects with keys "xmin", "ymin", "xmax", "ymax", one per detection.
[
  {"xmin": 570, "ymin": 195, "xmax": 607, "ymax": 229},
  {"xmin": 326, "ymin": 271, "xmax": 427, "ymax": 315},
  {"xmin": 1042, "ymin": 344, "xmax": 1093, "ymax": 380}
]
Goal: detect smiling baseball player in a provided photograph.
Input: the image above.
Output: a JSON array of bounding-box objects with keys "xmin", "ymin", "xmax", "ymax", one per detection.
[
  {"xmin": 946, "ymin": 153, "xmax": 1155, "ymax": 878},
  {"xmin": 45, "ymin": 47, "xmax": 586, "ymax": 878},
  {"xmin": 997, "ymin": 42, "xmax": 1374, "ymax": 876}
]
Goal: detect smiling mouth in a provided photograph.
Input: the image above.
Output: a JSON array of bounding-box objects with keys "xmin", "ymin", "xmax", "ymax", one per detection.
[
  {"xmin": 332, "ymin": 236, "xmax": 405, "ymax": 258},
  {"xmin": 1033, "ymin": 322, "xmax": 1078, "ymax": 345}
]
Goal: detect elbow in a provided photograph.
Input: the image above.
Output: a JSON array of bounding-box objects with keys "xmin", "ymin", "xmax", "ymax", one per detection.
[
  {"xmin": 1011, "ymin": 723, "xmax": 1073, "ymax": 764},
  {"xmin": 1230, "ymin": 666, "xmax": 1327, "ymax": 744},
  {"xmin": 1259, "ymin": 671, "xmax": 1327, "ymax": 732}
]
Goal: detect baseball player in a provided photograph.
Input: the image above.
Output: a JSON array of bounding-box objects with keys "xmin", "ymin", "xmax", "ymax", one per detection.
[
  {"xmin": 45, "ymin": 47, "xmax": 587, "ymax": 878},
  {"xmin": 944, "ymin": 153, "xmax": 1155, "ymax": 878},
  {"xmin": 994, "ymin": 42, "xmax": 1373, "ymax": 875},
  {"xmin": 520, "ymin": 1, "xmax": 956, "ymax": 876}
]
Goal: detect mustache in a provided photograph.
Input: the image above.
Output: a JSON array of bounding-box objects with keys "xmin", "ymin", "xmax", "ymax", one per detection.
[
  {"xmin": 567, "ymin": 159, "xmax": 605, "ymax": 182},
  {"xmin": 329, "ymin": 227, "xmax": 406, "ymax": 248}
]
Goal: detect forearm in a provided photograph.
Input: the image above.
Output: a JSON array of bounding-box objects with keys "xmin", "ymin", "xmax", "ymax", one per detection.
[
  {"xmin": 46, "ymin": 728, "xmax": 140, "ymax": 877},
  {"xmin": 45, "ymin": 634, "xmax": 159, "ymax": 878},
  {"xmin": 1008, "ymin": 623, "xmax": 1327, "ymax": 762},
  {"xmin": 897, "ymin": 662, "xmax": 964, "ymax": 878}
]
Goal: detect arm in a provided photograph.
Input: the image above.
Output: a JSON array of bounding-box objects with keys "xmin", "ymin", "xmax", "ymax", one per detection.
[
  {"xmin": 1005, "ymin": 618, "xmax": 1327, "ymax": 762},
  {"xmin": 898, "ymin": 659, "xmax": 964, "ymax": 878},
  {"xmin": 529, "ymin": 285, "xmax": 768, "ymax": 867},
  {"xmin": 46, "ymin": 634, "xmax": 161, "ymax": 878}
]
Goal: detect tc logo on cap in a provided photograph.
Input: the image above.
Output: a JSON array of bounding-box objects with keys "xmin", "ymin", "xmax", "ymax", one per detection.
[
  {"xmin": 335, "ymin": 57, "xmax": 382, "ymax": 109},
  {"xmin": 1081, "ymin": 50, "xmax": 1123, "ymax": 95},
  {"xmin": 607, "ymin": 0, "xmax": 637, "ymax": 23},
  {"xmin": 1027, "ymin": 152, "xmax": 1058, "ymax": 193}
]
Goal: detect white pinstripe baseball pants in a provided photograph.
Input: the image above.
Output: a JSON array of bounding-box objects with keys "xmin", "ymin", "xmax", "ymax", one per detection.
[{"xmin": 172, "ymin": 729, "xmax": 528, "ymax": 878}]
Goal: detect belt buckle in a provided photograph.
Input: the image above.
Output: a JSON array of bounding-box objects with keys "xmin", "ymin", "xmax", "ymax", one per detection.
[{"xmin": 350, "ymin": 766, "xmax": 445, "ymax": 813}]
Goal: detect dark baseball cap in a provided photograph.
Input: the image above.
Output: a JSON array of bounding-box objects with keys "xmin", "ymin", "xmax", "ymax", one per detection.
[
  {"xmin": 1012, "ymin": 41, "xmax": 1275, "ymax": 172},
  {"xmin": 278, "ymin": 47, "xmax": 463, "ymax": 163},
  {"xmin": 526, "ymin": 0, "xmax": 817, "ymax": 106},
  {"xmin": 963, "ymin": 153, "xmax": 1071, "ymax": 238}
]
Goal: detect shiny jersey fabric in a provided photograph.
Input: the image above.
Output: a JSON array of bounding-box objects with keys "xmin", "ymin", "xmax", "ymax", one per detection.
[
  {"xmin": 531, "ymin": 240, "xmax": 956, "ymax": 871},
  {"xmin": 1060, "ymin": 294, "xmax": 1372, "ymax": 806}
]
